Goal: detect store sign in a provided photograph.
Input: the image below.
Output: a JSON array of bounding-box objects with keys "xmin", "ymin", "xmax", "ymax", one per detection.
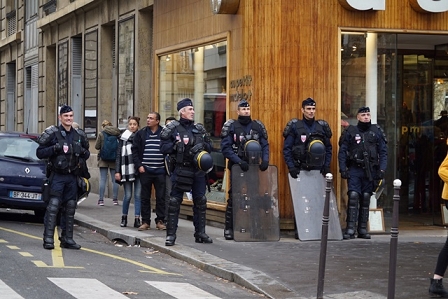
[
  {"xmin": 230, "ymin": 75, "xmax": 252, "ymax": 101},
  {"xmin": 339, "ymin": 0, "xmax": 448, "ymax": 12}
]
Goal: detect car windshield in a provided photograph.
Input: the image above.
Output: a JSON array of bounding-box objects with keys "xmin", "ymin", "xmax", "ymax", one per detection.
[{"xmin": 0, "ymin": 136, "xmax": 40, "ymax": 162}]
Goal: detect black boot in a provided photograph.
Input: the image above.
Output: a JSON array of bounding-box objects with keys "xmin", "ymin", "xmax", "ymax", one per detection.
[
  {"xmin": 61, "ymin": 200, "xmax": 81, "ymax": 250},
  {"xmin": 165, "ymin": 197, "xmax": 181, "ymax": 246},
  {"xmin": 429, "ymin": 278, "xmax": 448, "ymax": 297},
  {"xmin": 43, "ymin": 197, "xmax": 60, "ymax": 250},
  {"xmin": 59, "ymin": 230, "xmax": 66, "ymax": 248},
  {"xmin": 224, "ymin": 204, "xmax": 234, "ymax": 240},
  {"xmin": 120, "ymin": 215, "xmax": 127, "ymax": 227},
  {"xmin": 344, "ymin": 193, "xmax": 359, "ymax": 240},
  {"xmin": 343, "ymin": 222, "xmax": 356, "ymax": 240},
  {"xmin": 194, "ymin": 196, "xmax": 213, "ymax": 244},
  {"xmin": 357, "ymin": 206, "xmax": 371, "ymax": 239},
  {"xmin": 134, "ymin": 217, "xmax": 141, "ymax": 228}
]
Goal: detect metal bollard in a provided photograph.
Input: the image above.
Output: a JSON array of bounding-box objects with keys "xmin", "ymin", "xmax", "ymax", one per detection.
[
  {"xmin": 317, "ymin": 173, "xmax": 333, "ymax": 299},
  {"xmin": 387, "ymin": 179, "xmax": 401, "ymax": 299}
]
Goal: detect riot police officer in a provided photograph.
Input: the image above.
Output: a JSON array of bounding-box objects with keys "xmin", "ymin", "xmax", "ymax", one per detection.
[
  {"xmin": 338, "ymin": 106, "xmax": 387, "ymax": 240},
  {"xmin": 160, "ymin": 98, "xmax": 214, "ymax": 246},
  {"xmin": 220, "ymin": 99, "xmax": 270, "ymax": 240},
  {"xmin": 283, "ymin": 97, "xmax": 332, "ymax": 177},
  {"xmin": 37, "ymin": 105, "xmax": 90, "ymax": 250}
]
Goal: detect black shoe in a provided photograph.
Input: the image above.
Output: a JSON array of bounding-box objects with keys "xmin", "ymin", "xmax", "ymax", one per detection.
[
  {"xmin": 357, "ymin": 233, "xmax": 371, "ymax": 239},
  {"xmin": 134, "ymin": 218, "xmax": 141, "ymax": 228},
  {"xmin": 343, "ymin": 233, "xmax": 355, "ymax": 240},
  {"xmin": 165, "ymin": 234, "xmax": 176, "ymax": 246},
  {"xmin": 430, "ymin": 278, "xmax": 448, "ymax": 297},
  {"xmin": 224, "ymin": 229, "xmax": 234, "ymax": 240},
  {"xmin": 61, "ymin": 242, "xmax": 81, "ymax": 250},
  {"xmin": 120, "ymin": 216, "xmax": 127, "ymax": 227},
  {"xmin": 43, "ymin": 242, "xmax": 54, "ymax": 250},
  {"xmin": 194, "ymin": 232, "xmax": 213, "ymax": 244}
]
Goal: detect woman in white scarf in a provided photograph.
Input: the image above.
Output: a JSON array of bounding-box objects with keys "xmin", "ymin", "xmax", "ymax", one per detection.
[{"xmin": 115, "ymin": 117, "xmax": 141, "ymax": 228}]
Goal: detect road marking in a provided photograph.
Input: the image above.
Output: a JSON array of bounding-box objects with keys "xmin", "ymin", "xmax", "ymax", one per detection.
[
  {"xmin": 6, "ymin": 245, "xmax": 20, "ymax": 250},
  {"xmin": 146, "ymin": 281, "xmax": 221, "ymax": 299},
  {"xmin": 19, "ymin": 252, "xmax": 33, "ymax": 257},
  {"xmin": 0, "ymin": 280, "xmax": 25, "ymax": 299},
  {"xmin": 0, "ymin": 239, "xmax": 8, "ymax": 243},
  {"xmin": 49, "ymin": 278, "xmax": 129, "ymax": 298},
  {"xmin": 0, "ymin": 225, "xmax": 177, "ymax": 274}
]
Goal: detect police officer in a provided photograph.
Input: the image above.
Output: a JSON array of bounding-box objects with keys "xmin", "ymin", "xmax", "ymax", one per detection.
[
  {"xmin": 160, "ymin": 98, "xmax": 213, "ymax": 246},
  {"xmin": 283, "ymin": 97, "xmax": 332, "ymax": 178},
  {"xmin": 220, "ymin": 99, "xmax": 270, "ymax": 240},
  {"xmin": 36, "ymin": 105, "xmax": 90, "ymax": 250},
  {"xmin": 338, "ymin": 106, "xmax": 387, "ymax": 240}
]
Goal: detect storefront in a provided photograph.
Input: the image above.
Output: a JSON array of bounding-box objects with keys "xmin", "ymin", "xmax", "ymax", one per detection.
[{"xmin": 153, "ymin": 0, "xmax": 448, "ymax": 229}]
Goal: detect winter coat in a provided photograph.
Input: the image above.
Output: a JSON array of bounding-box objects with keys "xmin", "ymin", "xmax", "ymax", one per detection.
[{"xmin": 95, "ymin": 125, "xmax": 121, "ymax": 168}]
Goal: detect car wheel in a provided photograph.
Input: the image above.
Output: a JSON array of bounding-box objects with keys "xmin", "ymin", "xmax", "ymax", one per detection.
[{"xmin": 34, "ymin": 210, "xmax": 45, "ymax": 222}]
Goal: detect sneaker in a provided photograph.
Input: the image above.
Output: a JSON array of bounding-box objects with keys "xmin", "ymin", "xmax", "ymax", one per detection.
[
  {"xmin": 113, "ymin": 199, "xmax": 119, "ymax": 206},
  {"xmin": 156, "ymin": 220, "xmax": 166, "ymax": 230},
  {"xmin": 98, "ymin": 199, "xmax": 104, "ymax": 206},
  {"xmin": 138, "ymin": 223, "xmax": 150, "ymax": 231}
]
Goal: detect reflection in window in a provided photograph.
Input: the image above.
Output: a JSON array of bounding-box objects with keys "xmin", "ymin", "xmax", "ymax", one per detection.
[
  {"xmin": 118, "ymin": 17, "xmax": 135, "ymax": 130},
  {"xmin": 84, "ymin": 30, "xmax": 98, "ymax": 138},
  {"xmin": 159, "ymin": 41, "xmax": 227, "ymax": 203},
  {"xmin": 58, "ymin": 41, "xmax": 68, "ymax": 106}
]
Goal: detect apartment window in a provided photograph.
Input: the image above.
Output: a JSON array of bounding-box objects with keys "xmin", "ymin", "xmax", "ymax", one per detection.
[
  {"xmin": 84, "ymin": 30, "xmax": 98, "ymax": 138},
  {"xmin": 43, "ymin": 0, "xmax": 56, "ymax": 16},
  {"xmin": 58, "ymin": 41, "xmax": 69, "ymax": 106}
]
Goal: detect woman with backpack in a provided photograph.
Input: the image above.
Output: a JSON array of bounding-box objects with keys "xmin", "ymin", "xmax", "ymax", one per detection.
[
  {"xmin": 95, "ymin": 120, "xmax": 121, "ymax": 206},
  {"xmin": 114, "ymin": 117, "xmax": 141, "ymax": 227}
]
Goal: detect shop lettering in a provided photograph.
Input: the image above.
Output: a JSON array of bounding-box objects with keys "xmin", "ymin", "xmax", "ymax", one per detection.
[
  {"xmin": 230, "ymin": 75, "xmax": 252, "ymax": 101},
  {"xmin": 339, "ymin": 0, "xmax": 448, "ymax": 13}
]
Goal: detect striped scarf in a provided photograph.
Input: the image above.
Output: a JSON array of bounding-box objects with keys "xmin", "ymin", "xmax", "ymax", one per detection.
[{"xmin": 120, "ymin": 130, "xmax": 136, "ymax": 182}]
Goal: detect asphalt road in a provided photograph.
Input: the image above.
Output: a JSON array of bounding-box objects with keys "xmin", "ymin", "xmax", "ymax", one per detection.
[{"xmin": 0, "ymin": 210, "xmax": 264, "ymax": 299}]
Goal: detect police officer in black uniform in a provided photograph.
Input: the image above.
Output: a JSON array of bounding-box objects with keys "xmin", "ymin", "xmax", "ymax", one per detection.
[
  {"xmin": 283, "ymin": 97, "xmax": 332, "ymax": 178},
  {"xmin": 220, "ymin": 99, "xmax": 270, "ymax": 240},
  {"xmin": 160, "ymin": 98, "xmax": 213, "ymax": 246},
  {"xmin": 37, "ymin": 105, "xmax": 90, "ymax": 250},
  {"xmin": 338, "ymin": 106, "xmax": 387, "ymax": 240}
]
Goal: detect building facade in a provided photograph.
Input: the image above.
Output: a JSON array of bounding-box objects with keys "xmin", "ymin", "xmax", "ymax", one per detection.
[{"xmin": 1, "ymin": 0, "xmax": 448, "ymax": 230}]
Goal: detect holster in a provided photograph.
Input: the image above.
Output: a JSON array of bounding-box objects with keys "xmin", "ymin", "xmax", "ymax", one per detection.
[
  {"xmin": 41, "ymin": 179, "xmax": 51, "ymax": 204},
  {"xmin": 174, "ymin": 167, "xmax": 195, "ymax": 192}
]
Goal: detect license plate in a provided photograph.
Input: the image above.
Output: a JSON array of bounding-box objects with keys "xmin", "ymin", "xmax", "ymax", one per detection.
[{"xmin": 10, "ymin": 191, "xmax": 42, "ymax": 200}]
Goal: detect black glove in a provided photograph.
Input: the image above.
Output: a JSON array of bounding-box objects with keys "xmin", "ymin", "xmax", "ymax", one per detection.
[
  {"xmin": 289, "ymin": 167, "xmax": 299, "ymax": 179},
  {"xmin": 321, "ymin": 167, "xmax": 331, "ymax": 175},
  {"xmin": 259, "ymin": 161, "xmax": 269, "ymax": 171},
  {"xmin": 239, "ymin": 161, "xmax": 249, "ymax": 172},
  {"xmin": 377, "ymin": 170, "xmax": 385, "ymax": 179},
  {"xmin": 189, "ymin": 143, "xmax": 204, "ymax": 155},
  {"xmin": 53, "ymin": 143, "xmax": 62, "ymax": 153},
  {"xmin": 341, "ymin": 169, "xmax": 350, "ymax": 179}
]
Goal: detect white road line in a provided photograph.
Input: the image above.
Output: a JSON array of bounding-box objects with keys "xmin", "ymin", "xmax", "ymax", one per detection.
[
  {"xmin": 146, "ymin": 281, "xmax": 221, "ymax": 299},
  {"xmin": 48, "ymin": 278, "xmax": 128, "ymax": 298},
  {"xmin": 0, "ymin": 280, "xmax": 25, "ymax": 299}
]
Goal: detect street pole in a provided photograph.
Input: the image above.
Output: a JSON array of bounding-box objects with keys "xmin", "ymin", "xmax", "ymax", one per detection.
[
  {"xmin": 387, "ymin": 179, "xmax": 402, "ymax": 299},
  {"xmin": 317, "ymin": 173, "xmax": 333, "ymax": 299}
]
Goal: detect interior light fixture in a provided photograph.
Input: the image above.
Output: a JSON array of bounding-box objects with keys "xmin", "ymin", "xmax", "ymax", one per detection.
[{"xmin": 166, "ymin": 55, "xmax": 171, "ymax": 62}]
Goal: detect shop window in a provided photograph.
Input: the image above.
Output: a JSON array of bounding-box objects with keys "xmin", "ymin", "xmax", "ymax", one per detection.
[{"xmin": 159, "ymin": 41, "xmax": 227, "ymax": 203}]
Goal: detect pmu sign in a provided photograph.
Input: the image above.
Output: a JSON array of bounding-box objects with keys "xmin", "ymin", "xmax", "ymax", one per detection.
[{"xmin": 339, "ymin": 0, "xmax": 448, "ymax": 13}]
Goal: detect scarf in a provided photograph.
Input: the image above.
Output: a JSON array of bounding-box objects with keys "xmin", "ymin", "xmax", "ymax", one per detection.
[{"xmin": 120, "ymin": 130, "xmax": 136, "ymax": 182}]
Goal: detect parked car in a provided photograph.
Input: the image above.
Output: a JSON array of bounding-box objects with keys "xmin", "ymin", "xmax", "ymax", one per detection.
[{"xmin": 0, "ymin": 132, "xmax": 47, "ymax": 220}]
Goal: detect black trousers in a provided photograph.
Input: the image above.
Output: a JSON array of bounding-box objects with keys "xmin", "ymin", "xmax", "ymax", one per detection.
[{"xmin": 139, "ymin": 172, "xmax": 166, "ymax": 224}]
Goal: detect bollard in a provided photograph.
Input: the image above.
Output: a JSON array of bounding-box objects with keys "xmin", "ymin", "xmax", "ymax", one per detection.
[
  {"xmin": 317, "ymin": 173, "xmax": 333, "ymax": 299},
  {"xmin": 387, "ymin": 179, "xmax": 401, "ymax": 299}
]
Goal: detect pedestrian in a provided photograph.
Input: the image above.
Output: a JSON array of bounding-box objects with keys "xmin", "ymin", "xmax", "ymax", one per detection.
[
  {"xmin": 95, "ymin": 120, "xmax": 121, "ymax": 206},
  {"xmin": 36, "ymin": 105, "xmax": 90, "ymax": 250},
  {"xmin": 160, "ymin": 98, "xmax": 213, "ymax": 246},
  {"xmin": 132, "ymin": 112, "xmax": 166, "ymax": 231},
  {"xmin": 115, "ymin": 116, "xmax": 142, "ymax": 228},
  {"xmin": 282, "ymin": 97, "xmax": 332, "ymax": 238},
  {"xmin": 338, "ymin": 106, "xmax": 387, "ymax": 239},
  {"xmin": 220, "ymin": 99, "xmax": 269, "ymax": 240},
  {"xmin": 429, "ymin": 150, "xmax": 448, "ymax": 297}
]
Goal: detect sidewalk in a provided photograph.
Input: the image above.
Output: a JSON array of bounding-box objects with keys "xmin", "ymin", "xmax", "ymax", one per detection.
[{"xmin": 74, "ymin": 193, "xmax": 448, "ymax": 299}]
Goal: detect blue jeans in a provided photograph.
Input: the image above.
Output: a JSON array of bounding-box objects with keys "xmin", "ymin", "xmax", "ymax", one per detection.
[
  {"xmin": 99, "ymin": 167, "xmax": 119, "ymax": 200},
  {"xmin": 122, "ymin": 179, "xmax": 141, "ymax": 216}
]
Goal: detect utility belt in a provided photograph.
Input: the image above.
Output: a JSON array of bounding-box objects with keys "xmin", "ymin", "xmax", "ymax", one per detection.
[
  {"xmin": 52, "ymin": 167, "xmax": 79, "ymax": 175},
  {"xmin": 176, "ymin": 161, "xmax": 193, "ymax": 168}
]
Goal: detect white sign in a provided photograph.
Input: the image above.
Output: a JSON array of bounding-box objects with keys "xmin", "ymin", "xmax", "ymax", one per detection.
[{"xmin": 339, "ymin": 0, "xmax": 448, "ymax": 13}]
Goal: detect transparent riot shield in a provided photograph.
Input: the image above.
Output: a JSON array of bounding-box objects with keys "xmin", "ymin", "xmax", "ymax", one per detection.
[
  {"xmin": 232, "ymin": 164, "xmax": 280, "ymax": 242},
  {"xmin": 289, "ymin": 170, "xmax": 343, "ymax": 241}
]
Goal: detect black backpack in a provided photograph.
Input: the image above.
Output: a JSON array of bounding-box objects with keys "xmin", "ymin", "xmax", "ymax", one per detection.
[{"xmin": 100, "ymin": 132, "xmax": 118, "ymax": 162}]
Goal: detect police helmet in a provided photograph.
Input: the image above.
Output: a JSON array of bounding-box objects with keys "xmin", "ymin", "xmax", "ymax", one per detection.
[
  {"xmin": 244, "ymin": 140, "xmax": 262, "ymax": 164},
  {"xmin": 194, "ymin": 151, "xmax": 214, "ymax": 173},
  {"xmin": 307, "ymin": 140, "xmax": 326, "ymax": 167},
  {"xmin": 77, "ymin": 176, "xmax": 90, "ymax": 203}
]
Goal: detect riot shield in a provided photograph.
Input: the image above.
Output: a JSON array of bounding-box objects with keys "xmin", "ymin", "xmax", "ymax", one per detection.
[
  {"xmin": 232, "ymin": 164, "xmax": 280, "ymax": 242},
  {"xmin": 289, "ymin": 170, "xmax": 343, "ymax": 241}
]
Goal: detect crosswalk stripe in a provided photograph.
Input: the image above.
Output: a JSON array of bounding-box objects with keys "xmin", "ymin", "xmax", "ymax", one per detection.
[
  {"xmin": 48, "ymin": 278, "xmax": 128, "ymax": 298},
  {"xmin": 146, "ymin": 281, "xmax": 221, "ymax": 299},
  {"xmin": 0, "ymin": 280, "xmax": 25, "ymax": 299}
]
